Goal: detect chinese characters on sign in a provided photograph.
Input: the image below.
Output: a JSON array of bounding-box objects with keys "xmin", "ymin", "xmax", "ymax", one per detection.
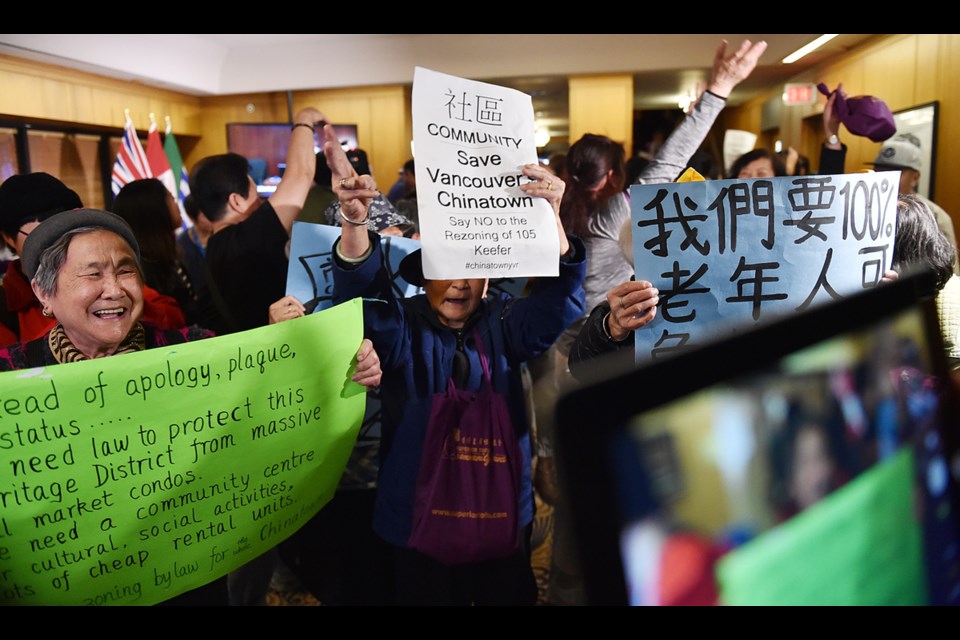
[
  {"xmin": 631, "ymin": 173, "xmax": 899, "ymax": 363},
  {"xmin": 413, "ymin": 67, "xmax": 560, "ymax": 280},
  {"xmin": 286, "ymin": 221, "xmax": 422, "ymax": 313}
]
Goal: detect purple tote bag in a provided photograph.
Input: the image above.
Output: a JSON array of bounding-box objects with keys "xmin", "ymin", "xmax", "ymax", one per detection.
[{"xmin": 407, "ymin": 330, "xmax": 522, "ymax": 565}]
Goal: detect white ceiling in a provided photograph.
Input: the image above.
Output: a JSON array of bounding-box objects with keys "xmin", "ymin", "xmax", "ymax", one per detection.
[
  {"xmin": 0, "ymin": 33, "xmax": 879, "ymax": 147},
  {"xmin": 0, "ymin": 34, "xmax": 876, "ymax": 107}
]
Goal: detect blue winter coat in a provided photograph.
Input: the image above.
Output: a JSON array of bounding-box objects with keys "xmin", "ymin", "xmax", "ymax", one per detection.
[{"xmin": 333, "ymin": 231, "xmax": 586, "ymax": 547}]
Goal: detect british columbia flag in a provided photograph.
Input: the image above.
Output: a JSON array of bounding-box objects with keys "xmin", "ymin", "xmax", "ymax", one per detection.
[{"xmin": 111, "ymin": 116, "xmax": 152, "ymax": 197}]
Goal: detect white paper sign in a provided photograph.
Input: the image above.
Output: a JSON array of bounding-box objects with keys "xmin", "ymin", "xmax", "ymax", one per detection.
[
  {"xmin": 723, "ymin": 129, "xmax": 758, "ymax": 175},
  {"xmin": 412, "ymin": 66, "xmax": 560, "ymax": 280}
]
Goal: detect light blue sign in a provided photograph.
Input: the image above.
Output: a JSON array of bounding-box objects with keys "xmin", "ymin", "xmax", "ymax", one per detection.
[
  {"xmin": 631, "ymin": 172, "xmax": 899, "ymax": 363},
  {"xmin": 286, "ymin": 222, "xmax": 424, "ymax": 487},
  {"xmin": 286, "ymin": 221, "xmax": 423, "ymax": 312}
]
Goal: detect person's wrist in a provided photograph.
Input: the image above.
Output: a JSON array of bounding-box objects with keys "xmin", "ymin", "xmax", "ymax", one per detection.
[
  {"xmin": 335, "ymin": 239, "xmax": 373, "ymax": 264},
  {"xmin": 293, "ymin": 110, "xmax": 326, "ymax": 130},
  {"xmin": 339, "ymin": 206, "xmax": 369, "ymax": 227},
  {"xmin": 705, "ymin": 83, "xmax": 730, "ymax": 100},
  {"xmin": 602, "ymin": 311, "xmax": 629, "ymax": 342}
]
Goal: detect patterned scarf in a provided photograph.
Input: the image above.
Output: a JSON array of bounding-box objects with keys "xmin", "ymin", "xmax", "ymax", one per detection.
[{"xmin": 48, "ymin": 322, "xmax": 146, "ymax": 364}]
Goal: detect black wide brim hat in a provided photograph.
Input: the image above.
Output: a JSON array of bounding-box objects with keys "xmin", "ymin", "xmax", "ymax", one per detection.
[
  {"xmin": 21, "ymin": 208, "xmax": 141, "ymax": 280},
  {"xmin": 398, "ymin": 249, "xmax": 424, "ymax": 287}
]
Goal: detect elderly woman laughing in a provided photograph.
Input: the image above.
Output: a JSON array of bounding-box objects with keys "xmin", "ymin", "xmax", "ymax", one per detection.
[
  {"xmin": 0, "ymin": 207, "xmax": 383, "ymax": 605},
  {"xmin": 0, "ymin": 208, "xmax": 210, "ymax": 366},
  {"xmin": 0, "ymin": 209, "xmax": 382, "ymax": 387}
]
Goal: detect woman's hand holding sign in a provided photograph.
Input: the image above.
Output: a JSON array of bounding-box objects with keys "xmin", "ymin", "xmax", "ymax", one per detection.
[
  {"xmin": 520, "ymin": 163, "xmax": 569, "ymax": 256},
  {"xmin": 606, "ymin": 280, "xmax": 660, "ymax": 341}
]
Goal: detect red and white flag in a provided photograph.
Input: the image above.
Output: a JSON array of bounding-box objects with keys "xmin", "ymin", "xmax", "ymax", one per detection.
[
  {"xmin": 146, "ymin": 118, "xmax": 177, "ymax": 200},
  {"xmin": 111, "ymin": 115, "xmax": 152, "ymax": 197}
]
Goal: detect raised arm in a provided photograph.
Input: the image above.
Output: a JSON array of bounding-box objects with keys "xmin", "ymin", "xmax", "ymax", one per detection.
[
  {"xmin": 269, "ymin": 107, "xmax": 328, "ymax": 234},
  {"xmin": 637, "ymin": 39, "xmax": 767, "ymax": 185},
  {"xmin": 706, "ymin": 39, "xmax": 767, "ymax": 100},
  {"xmin": 322, "ymin": 124, "xmax": 380, "ymax": 260},
  {"xmin": 819, "ymin": 84, "xmax": 847, "ymax": 175}
]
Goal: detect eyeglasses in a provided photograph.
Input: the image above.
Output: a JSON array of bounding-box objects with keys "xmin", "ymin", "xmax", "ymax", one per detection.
[{"xmin": 17, "ymin": 223, "xmax": 39, "ymax": 238}]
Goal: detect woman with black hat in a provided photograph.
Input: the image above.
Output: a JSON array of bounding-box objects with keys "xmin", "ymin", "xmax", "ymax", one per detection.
[{"xmin": 323, "ymin": 123, "xmax": 586, "ymax": 605}]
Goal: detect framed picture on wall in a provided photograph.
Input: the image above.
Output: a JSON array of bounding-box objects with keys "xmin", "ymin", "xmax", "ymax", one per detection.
[{"xmin": 891, "ymin": 102, "xmax": 938, "ymax": 200}]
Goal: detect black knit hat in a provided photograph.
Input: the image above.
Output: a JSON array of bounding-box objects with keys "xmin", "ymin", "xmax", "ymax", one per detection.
[
  {"xmin": 21, "ymin": 208, "xmax": 141, "ymax": 280},
  {"xmin": 0, "ymin": 173, "xmax": 83, "ymax": 237}
]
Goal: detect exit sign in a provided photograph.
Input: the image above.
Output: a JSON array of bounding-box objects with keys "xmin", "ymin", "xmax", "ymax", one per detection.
[{"xmin": 782, "ymin": 83, "xmax": 817, "ymax": 106}]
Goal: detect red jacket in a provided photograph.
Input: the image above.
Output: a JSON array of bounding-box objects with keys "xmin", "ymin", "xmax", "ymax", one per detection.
[{"xmin": 1, "ymin": 260, "xmax": 186, "ymax": 347}]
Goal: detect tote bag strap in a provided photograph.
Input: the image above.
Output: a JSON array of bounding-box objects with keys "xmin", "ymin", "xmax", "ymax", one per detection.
[
  {"xmin": 443, "ymin": 327, "xmax": 494, "ymax": 393},
  {"xmin": 472, "ymin": 327, "xmax": 493, "ymax": 385}
]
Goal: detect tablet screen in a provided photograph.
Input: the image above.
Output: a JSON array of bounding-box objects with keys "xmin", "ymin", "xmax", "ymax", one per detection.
[{"xmin": 609, "ymin": 304, "xmax": 960, "ymax": 605}]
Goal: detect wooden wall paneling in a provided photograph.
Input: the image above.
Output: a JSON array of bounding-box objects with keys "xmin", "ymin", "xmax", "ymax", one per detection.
[
  {"xmin": 568, "ymin": 74, "xmax": 634, "ymax": 153},
  {"xmin": 799, "ymin": 114, "xmax": 823, "ymax": 170},
  {"xmin": 862, "ymin": 36, "xmax": 918, "ymax": 115},
  {"xmin": 915, "ymin": 34, "xmax": 941, "ymax": 105},
  {"xmin": 778, "ymin": 108, "xmax": 802, "ymax": 150},
  {"xmin": 0, "ymin": 54, "xmax": 202, "ymax": 136},
  {"xmin": 935, "ymin": 35, "xmax": 960, "ymax": 221},
  {"xmin": 369, "ymin": 93, "xmax": 410, "ymax": 184},
  {"xmin": 0, "ymin": 64, "xmax": 42, "ymax": 116}
]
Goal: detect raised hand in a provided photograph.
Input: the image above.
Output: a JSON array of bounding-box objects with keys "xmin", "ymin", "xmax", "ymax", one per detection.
[
  {"xmin": 823, "ymin": 82, "xmax": 845, "ymax": 147},
  {"xmin": 322, "ymin": 124, "xmax": 379, "ymax": 224},
  {"xmin": 707, "ymin": 39, "xmax": 768, "ymax": 99}
]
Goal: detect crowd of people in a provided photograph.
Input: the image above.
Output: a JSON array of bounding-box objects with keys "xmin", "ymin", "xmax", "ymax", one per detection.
[{"xmin": 1, "ymin": 36, "xmax": 957, "ymax": 607}]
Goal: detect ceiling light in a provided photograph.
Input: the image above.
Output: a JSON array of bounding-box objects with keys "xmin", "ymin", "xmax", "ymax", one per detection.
[{"xmin": 782, "ymin": 34, "xmax": 839, "ymax": 64}]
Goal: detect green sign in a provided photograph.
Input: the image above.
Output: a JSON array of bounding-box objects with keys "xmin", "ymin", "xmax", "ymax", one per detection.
[
  {"xmin": 0, "ymin": 299, "xmax": 366, "ymax": 605},
  {"xmin": 717, "ymin": 449, "xmax": 926, "ymax": 605}
]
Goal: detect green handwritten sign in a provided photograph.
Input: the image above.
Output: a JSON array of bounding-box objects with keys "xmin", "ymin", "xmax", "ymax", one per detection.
[
  {"xmin": 0, "ymin": 299, "xmax": 365, "ymax": 605},
  {"xmin": 717, "ymin": 449, "xmax": 926, "ymax": 605}
]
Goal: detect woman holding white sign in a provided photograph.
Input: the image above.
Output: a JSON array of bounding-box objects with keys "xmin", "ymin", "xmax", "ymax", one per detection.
[{"xmin": 324, "ymin": 122, "xmax": 585, "ymax": 605}]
